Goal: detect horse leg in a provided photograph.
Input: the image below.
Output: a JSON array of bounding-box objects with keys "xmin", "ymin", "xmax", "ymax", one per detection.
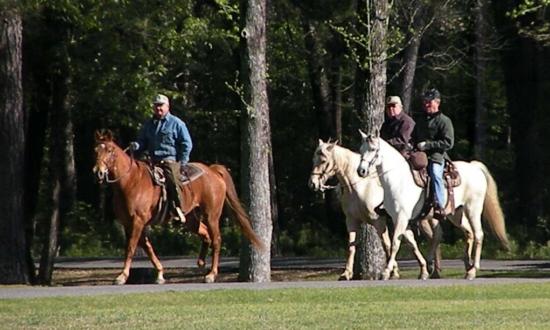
[
  {"xmin": 115, "ymin": 221, "xmax": 145, "ymax": 285},
  {"xmin": 197, "ymin": 222, "xmax": 211, "ymax": 269},
  {"xmin": 204, "ymin": 209, "xmax": 223, "ymax": 283},
  {"xmin": 402, "ymin": 228, "xmax": 429, "ymax": 280},
  {"xmin": 373, "ymin": 219, "xmax": 399, "ymax": 279},
  {"xmin": 340, "ymin": 217, "xmax": 357, "ymax": 281},
  {"xmin": 418, "ymin": 217, "xmax": 443, "ymax": 278},
  {"xmin": 139, "ymin": 235, "xmax": 165, "ymax": 284},
  {"xmin": 450, "ymin": 210, "xmax": 475, "ymax": 278},
  {"xmin": 383, "ymin": 216, "xmax": 409, "ymax": 281},
  {"xmin": 465, "ymin": 206, "xmax": 484, "ymax": 280}
]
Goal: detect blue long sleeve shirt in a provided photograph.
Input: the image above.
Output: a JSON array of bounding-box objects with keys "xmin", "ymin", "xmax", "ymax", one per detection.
[{"xmin": 136, "ymin": 112, "xmax": 193, "ymax": 164}]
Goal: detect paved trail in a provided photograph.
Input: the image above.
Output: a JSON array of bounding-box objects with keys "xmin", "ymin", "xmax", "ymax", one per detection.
[{"xmin": 1, "ymin": 257, "xmax": 549, "ymax": 299}]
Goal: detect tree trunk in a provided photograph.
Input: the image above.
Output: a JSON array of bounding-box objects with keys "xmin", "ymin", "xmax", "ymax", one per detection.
[
  {"xmin": 473, "ymin": 0, "xmax": 488, "ymax": 159},
  {"xmin": 238, "ymin": 0, "xmax": 272, "ymax": 282},
  {"xmin": 399, "ymin": 1, "xmax": 427, "ymax": 115},
  {"xmin": 302, "ymin": 19, "xmax": 335, "ymax": 141},
  {"xmin": 400, "ymin": 33, "xmax": 421, "ymax": 115},
  {"xmin": 0, "ymin": 8, "xmax": 29, "ymax": 284},
  {"xmin": 37, "ymin": 41, "xmax": 76, "ymax": 285},
  {"xmin": 354, "ymin": 0, "xmax": 390, "ymax": 279}
]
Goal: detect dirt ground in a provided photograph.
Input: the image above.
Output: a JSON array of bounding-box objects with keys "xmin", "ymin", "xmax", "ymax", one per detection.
[{"xmin": 52, "ymin": 267, "xmax": 342, "ymax": 286}]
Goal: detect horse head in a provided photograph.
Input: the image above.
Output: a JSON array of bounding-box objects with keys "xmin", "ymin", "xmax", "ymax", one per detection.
[
  {"xmin": 357, "ymin": 129, "xmax": 381, "ymax": 178},
  {"xmin": 93, "ymin": 129, "xmax": 119, "ymax": 183},
  {"xmin": 309, "ymin": 139, "xmax": 338, "ymax": 192}
]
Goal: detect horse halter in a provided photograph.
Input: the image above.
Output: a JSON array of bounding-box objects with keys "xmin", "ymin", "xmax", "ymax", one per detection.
[
  {"xmin": 94, "ymin": 143, "xmax": 132, "ymax": 183},
  {"xmin": 359, "ymin": 144, "xmax": 380, "ymax": 177},
  {"xmin": 310, "ymin": 155, "xmax": 338, "ymax": 191}
]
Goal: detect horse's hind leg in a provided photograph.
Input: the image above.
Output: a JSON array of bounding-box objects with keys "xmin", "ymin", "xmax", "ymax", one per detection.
[
  {"xmin": 464, "ymin": 204, "xmax": 484, "ymax": 280},
  {"xmin": 418, "ymin": 217, "xmax": 443, "ymax": 278},
  {"xmin": 197, "ymin": 222, "xmax": 212, "ymax": 269},
  {"xmin": 139, "ymin": 235, "xmax": 165, "ymax": 284},
  {"xmin": 204, "ymin": 209, "xmax": 223, "ymax": 283},
  {"xmin": 449, "ymin": 209, "xmax": 476, "ymax": 278}
]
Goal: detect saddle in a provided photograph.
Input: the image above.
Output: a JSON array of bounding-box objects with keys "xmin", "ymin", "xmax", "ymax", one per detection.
[
  {"xmin": 407, "ymin": 152, "xmax": 461, "ymax": 219},
  {"xmin": 148, "ymin": 163, "xmax": 205, "ymax": 225}
]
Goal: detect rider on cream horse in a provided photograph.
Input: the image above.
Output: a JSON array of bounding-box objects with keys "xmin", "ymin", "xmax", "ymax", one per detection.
[
  {"xmin": 356, "ymin": 131, "xmax": 510, "ymax": 280},
  {"xmin": 309, "ymin": 140, "xmax": 443, "ymax": 280}
]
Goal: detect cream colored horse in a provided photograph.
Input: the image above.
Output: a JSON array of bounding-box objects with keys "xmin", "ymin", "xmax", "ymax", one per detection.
[
  {"xmin": 309, "ymin": 140, "xmax": 442, "ymax": 280},
  {"xmin": 357, "ymin": 132, "xmax": 510, "ymax": 280}
]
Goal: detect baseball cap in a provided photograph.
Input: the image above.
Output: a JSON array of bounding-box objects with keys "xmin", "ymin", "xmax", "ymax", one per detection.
[
  {"xmin": 423, "ymin": 89, "xmax": 441, "ymax": 101},
  {"xmin": 153, "ymin": 94, "xmax": 169, "ymax": 105},
  {"xmin": 386, "ymin": 96, "xmax": 402, "ymax": 106}
]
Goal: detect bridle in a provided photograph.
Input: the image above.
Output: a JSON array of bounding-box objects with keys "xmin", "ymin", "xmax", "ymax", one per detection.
[
  {"xmin": 359, "ymin": 144, "xmax": 381, "ymax": 177},
  {"xmin": 96, "ymin": 143, "xmax": 133, "ymax": 183},
  {"xmin": 310, "ymin": 158, "xmax": 338, "ymax": 191}
]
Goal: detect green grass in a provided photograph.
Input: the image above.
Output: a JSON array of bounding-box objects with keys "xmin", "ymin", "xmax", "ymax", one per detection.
[{"xmin": 3, "ymin": 283, "xmax": 550, "ymax": 329}]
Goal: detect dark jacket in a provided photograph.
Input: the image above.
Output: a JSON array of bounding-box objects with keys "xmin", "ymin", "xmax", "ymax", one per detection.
[
  {"xmin": 414, "ymin": 111, "xmax": 454, "ymax": 163},
  {"xmin": 380, "ymin": 112, "xmax": 415, "ymax": 153}
]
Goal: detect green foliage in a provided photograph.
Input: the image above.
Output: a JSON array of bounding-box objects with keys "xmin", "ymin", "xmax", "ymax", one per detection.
[
  {"xmin": 508, "ymin": 0, "xmax": 550, "ymax": 46},
  {"xmin": 60, "ymin": 202, "xmax": 123, "ymax": 257}
]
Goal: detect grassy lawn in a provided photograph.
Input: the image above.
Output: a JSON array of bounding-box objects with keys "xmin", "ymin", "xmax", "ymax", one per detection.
[{"xmin": 2, "ymin": 283, "xmax": 550, "ymax": 329}]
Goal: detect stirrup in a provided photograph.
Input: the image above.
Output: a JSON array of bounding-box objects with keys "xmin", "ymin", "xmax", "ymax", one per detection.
[{"xmin": 174, "ymin": 206, "xmax": 186, "ymax": 224}]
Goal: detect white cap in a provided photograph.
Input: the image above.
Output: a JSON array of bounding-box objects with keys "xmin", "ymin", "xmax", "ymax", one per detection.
[
  {"xmin": 386, "ymin": 96, "xmax": 402, "ymax": 106},
  {"xmin": 153, "ymin": 94, "xmax": 169, "ymax": 105}
]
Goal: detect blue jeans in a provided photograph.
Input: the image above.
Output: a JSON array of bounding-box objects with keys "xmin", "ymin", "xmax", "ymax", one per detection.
[{"xmin": 428, "ymin": 160, "xmax": 445, "ymax": 209}]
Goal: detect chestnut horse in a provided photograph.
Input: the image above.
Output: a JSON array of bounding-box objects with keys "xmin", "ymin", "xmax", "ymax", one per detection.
[{"xmin": 93, "ymin": 130, "xmax": 263, "ymax": 284}]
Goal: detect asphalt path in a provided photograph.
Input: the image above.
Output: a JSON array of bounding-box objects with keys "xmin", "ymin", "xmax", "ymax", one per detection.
[{"xmin": 1, "ymin": 257, "xmax": 550, "ymax": 299}]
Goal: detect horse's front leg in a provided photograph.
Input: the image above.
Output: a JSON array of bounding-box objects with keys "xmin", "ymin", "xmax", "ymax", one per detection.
[
  {"xmin": 402, "ymin": 228, "xmax": 429, "ymax": 280},
  {"xmin": 115, "ymin": 221, "xmax": 145, "ymax": 285},
  {"xmin": 140, "ymin": 235, "xmax": 165, "ymax": 284},
  {"xmin": 383, "ymin": 215, "xmax": 409, "ymax": 281},
  {"xmin": 373, "ymin": 218, "xmax": 398, "ymax": 279},
  {"xmin": 340, "ymin": 228, "xmax": 356, "ymax": 281}
]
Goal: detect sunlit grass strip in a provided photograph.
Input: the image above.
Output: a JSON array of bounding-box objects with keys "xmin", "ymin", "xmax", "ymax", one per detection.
[{"xmin": 2, "ymin": 283, "xmax": 550, "ymax": 329}]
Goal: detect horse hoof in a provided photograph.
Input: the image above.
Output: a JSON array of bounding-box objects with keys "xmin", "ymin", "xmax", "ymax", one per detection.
[
  {"xmin": 381, "ymin": 271, "xmax": 391, "ymax": 281},
  {"xmin": 204, "ymin": 274, "xmax": 216, "ymax": 283},
  {"xmin": 155, "ymin": 277, "xmax": 166, "ymax": 285},
  {"xmin": 197, "ymin": 260, "xmax": 206, "ymax": 269},
  {"xmin": 338, "ymin": 273, "xmax": 352, "ymax": 281},
  {"xmin": 419, "ymin": 272, "xmax": 429, "ymax": 281},
  {"xmin": 114, "ymin": 274, "xmax": 127, "ymax": 285},
  {"xmin": 390, "ymin": 272, "xmax": 400, "ymax": 280},
  {"xmin": 430, "ymin": 271, "xmax": 441, "ymax": 279},
  {"xmin": 427, "ymin": 262, "xmax": 434, "ymax": 275},
  {"xmin": 465, "ymin": 272, "xmax": 476, "ymax": 281}
]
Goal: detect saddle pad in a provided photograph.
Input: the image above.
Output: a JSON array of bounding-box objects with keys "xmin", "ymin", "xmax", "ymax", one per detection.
[{"xmin": 179, "ymin": 163, "xmax": 205, "ymax": 185}]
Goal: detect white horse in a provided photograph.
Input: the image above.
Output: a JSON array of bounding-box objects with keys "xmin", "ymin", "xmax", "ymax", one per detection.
[
  {"xmin": 356, "ymin": 132, "xmax": 510, "ymax": 280},
  {"xmin": 308, "ymin": 140, "xmax": 443, "ymax": 280}
]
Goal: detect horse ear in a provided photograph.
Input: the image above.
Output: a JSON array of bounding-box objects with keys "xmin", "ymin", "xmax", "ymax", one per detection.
[
  {"xmin": 104, "ymin": 129, "xmax": 113, "ymax": 141},
  {"xmin": 318, "ymin": 139, "xmax": 324, "ymax": 146},
  {"xmin": 358, "ymin": 129, "xmax": 368, "ymax": 140},
  {"xmin": 95, "ymin": 130, "xmax": 103, "ymax": 142}
]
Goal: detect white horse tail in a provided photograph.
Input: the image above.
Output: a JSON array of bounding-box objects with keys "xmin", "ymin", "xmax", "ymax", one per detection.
[{"xmin": 471, "ymin": 160, "xmax": 511, "ymax": 251}]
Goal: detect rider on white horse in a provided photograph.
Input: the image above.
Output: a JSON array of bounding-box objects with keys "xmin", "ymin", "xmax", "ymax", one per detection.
[
  {"xmin": 414, "ymin": 89, "xmax": 454, "ymax": 220},
  {"xmin": 380, "ymin": 96, "xmax": 415, "ymax": 157}
]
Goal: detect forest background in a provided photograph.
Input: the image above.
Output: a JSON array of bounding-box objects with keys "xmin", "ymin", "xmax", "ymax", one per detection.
[{"xmin": 1, "ymin": 0, "xmax": 550, "ymax": 283}]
